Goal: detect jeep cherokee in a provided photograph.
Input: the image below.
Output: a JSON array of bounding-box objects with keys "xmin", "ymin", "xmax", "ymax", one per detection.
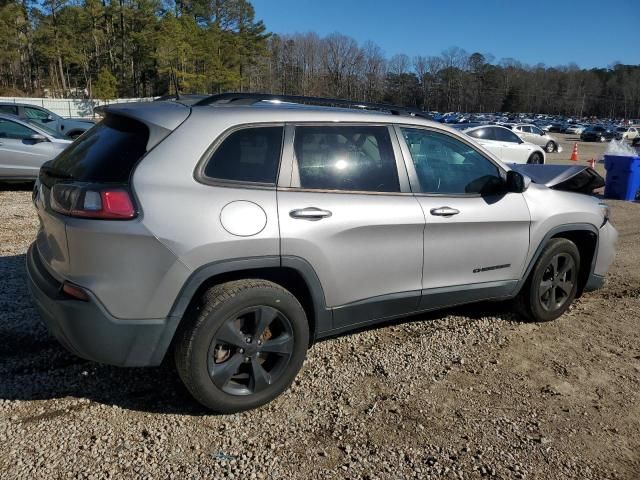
[{"xmin": 26, "ymin": 93, "xmax": 617, "ymax": 412}]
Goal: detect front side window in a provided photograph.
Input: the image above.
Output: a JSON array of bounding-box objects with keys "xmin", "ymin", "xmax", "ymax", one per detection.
[
  {"xmin": 401, "ymin": 128, "xmax": 502, "ymax": 195},
  {"xmin": 493, "ymin": 127, "xmax": 522, "ymax": 143},
  {"xmin": 0, "ymin": 119, "xmax": 35, "ymax": 140},
  {"xmin": 203, "ymin": 126, "xmax": 284, "ymax": 184},
  {"xmin": 531, "ymin": 126, "xmax": 544, "ymax": 135},
  {"xmin": 25, "ymin": 107, "xmax": 52, "ymax": 120},
  {"xmin": 293, "ymin": 125, "xmax": 399, "ymax": 192}
]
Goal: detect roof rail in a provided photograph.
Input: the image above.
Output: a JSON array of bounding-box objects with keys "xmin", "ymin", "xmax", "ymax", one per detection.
[{"xmin": 193, "ymin": 92, "xmax": 432, "ymax": 120}]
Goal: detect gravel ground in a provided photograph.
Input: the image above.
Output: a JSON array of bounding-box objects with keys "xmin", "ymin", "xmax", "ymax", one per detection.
[{"xmin": 0, "ymin": 179, "xmax": 639, "ymax": 479}]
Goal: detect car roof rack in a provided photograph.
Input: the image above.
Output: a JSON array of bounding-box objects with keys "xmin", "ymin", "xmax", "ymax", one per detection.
[{"xmin": 193, "ymin": 92, "xmax": 432, "ymax": 120}]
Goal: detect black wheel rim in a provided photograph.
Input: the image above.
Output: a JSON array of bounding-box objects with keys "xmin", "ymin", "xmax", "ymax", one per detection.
[
  {"xmin": 207, "ymin": 306, "xmax": 295, "ymax": 396},
  {"xmin": 539, "ymin": 253, "xmax": 575, "ymax": 312}
]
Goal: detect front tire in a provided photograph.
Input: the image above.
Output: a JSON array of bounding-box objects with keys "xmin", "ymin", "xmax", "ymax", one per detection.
[
  {"xmin": 528, "ymin": 152, "xmax": 543, "ymax": 164},
  {"xmin": 516, "ymin": 238, "xmax": 580, "ymax": 322},
  {"xmin": 174, "ymin": 279, "xmax": 309, "ymax": 413}
]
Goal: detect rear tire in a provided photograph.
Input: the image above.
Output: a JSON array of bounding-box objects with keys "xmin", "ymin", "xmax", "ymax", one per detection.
[
  {"xmin": 515, "ymin": 238, "xmax": 580, "ymax": 322},
  {"xmin": 174, "ymin": 279, "xmax": 309, "ymax": 413},
  {"xmin": 545, "ymin": 141, "xmax": 555, "ymax": 153}
]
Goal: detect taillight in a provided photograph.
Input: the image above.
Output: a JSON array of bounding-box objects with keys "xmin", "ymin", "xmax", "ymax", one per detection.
[{"xmin": 50, "ymin": 184, "xmax": 136, "ymax": 219}]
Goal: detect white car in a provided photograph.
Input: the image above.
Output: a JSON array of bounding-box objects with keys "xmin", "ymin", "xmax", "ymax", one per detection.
[
  {"xmin": 462, "ymin": 125, "xmax": 546, "ymax": 164},
  {"xmin": 565, "ymin": 124, "xmax": 586, "ymax": 135},
  {"xmin": 512, "ymin": 124, "xmax": 563, "ymax": 153},
  {"xmin": 615, "ymin": 126, "xmax": 639, "ymax": 141}
]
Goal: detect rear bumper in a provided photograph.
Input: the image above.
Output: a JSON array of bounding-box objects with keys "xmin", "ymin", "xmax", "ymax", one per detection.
[{"xmin": 26, "ymin": 243, "xmax": 177, "ymax": 367}]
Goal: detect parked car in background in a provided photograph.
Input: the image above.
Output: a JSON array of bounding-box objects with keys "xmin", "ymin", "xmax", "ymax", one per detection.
[
  {"xmin": 615, "ymin": 126, "xmax": 640, "ymax": 141},
  {"xmin": 565, "ymin": 124, "xmax": 587, "ymax": 135},
  {"xmin": 0, "ymin": 103, "xmax": 95, "ymax": 139},
  {"xmin": 0, "ymin": 113, "xmax": 72, "ymax": 180},
  {"xmin": 548, "ymin": 123, "xmax": 565, "ymax": 133},
  {"xmin": 580, "ymin": 125, "xmax": 615, "ymax": 142},
  {"xmin": 512, "ymin": 124, "xmax": 563, "ymax": 153},
  {"xmin": 460, "ymin": 125, "xmax": 546, "ymax": 164}
]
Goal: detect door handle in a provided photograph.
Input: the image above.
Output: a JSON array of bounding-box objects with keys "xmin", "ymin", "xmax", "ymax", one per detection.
[
  {"xmin": 289, "ymin": 207, "xmax": 332, "ymax": 220},
  {"xmin": 430, "ymin": 206, "xmax": 460, "ymax": 217}
]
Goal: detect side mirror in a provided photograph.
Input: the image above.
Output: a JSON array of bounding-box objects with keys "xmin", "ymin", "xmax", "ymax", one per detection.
[
  {"xmin": 506, "ymin": 170, "xmax": 528, "ymax": 193},
  {"xmin": 28, "ymin": 133, "xmax": 47, "ymax": 143}
]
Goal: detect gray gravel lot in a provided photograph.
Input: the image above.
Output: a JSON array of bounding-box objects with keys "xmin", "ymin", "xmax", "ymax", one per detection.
[{"xmin": 0, "ymin": 179, "xmax": 639, "ymax": 479}]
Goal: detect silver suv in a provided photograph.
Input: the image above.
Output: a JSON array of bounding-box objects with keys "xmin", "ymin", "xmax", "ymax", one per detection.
[{"xmin": 26, "ymin": 94, "xmax": 617, "ymax": 412}]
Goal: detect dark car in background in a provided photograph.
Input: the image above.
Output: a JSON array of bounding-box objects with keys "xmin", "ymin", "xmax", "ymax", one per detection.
[{"xmin": 580, "ymin": 125, "xmax": 615, "ymax": 142}]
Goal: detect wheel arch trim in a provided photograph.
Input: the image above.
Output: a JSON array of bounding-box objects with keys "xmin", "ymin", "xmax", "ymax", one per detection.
[
  {"xmin": 514, "ymin": 223, "xmax": 599, "ymax": 296},
  {"xmin": 167, "ymin": 255, "xmax": 331, "ymax": 341}
]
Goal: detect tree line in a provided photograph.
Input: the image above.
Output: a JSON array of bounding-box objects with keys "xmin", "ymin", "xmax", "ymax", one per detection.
[{"xmin": 1, "ymin": 0, "xmax": 639, "ymax": 119}]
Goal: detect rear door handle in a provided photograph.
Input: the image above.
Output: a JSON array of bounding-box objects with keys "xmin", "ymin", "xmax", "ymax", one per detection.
[
  {"xmin": 430, "ymin": 206, "xmax": 460, "ymax": 217},
  {"xmin": 289, "ymin": 207, "xmax": 332, "ymax": 220}
]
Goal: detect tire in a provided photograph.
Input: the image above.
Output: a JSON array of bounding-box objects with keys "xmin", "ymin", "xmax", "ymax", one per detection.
[
  {"xmin": 515, "ymin": 238, "xmax": 580, "ymax": 322},
  {"xmin": 545, "ymin": 141, "xmax": 555, "ymax": 153},
  {"xmin": 528, "ymin": 152, "xmax": 543, "ymax": 164},
  {"xmin": 174, "ymin": 279, "xmax": 309, "ymax": 413}
]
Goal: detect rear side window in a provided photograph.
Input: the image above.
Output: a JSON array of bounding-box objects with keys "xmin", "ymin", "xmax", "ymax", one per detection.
[
  {"xmin": 0, "ymin": 105, "xmax": 18, "ymax": 116},
  {"xmin": 203, "ymin": 126, "xmax": 283, "ymax": 184},
  {"xmin": 467, "ymin": 128, "xmax": 494, "ymax": 140},
  {"xmin": 48, "ymin": 114, "xmax": 148, "ymax": 183},
  {"xmin": 293, "ymin": 125, "xmax": 399, "ymax": 192}
]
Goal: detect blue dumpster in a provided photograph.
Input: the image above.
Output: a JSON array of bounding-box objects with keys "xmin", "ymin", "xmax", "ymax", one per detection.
[{"xmin": 604, "ymin": 155, "xmax": 640, "ymax": 201}]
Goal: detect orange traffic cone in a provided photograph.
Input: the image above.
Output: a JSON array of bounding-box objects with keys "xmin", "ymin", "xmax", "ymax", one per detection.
[
  {"xmin": 570, "ymin": 143, "xmax": 579, "ymax": 162},
  {"xmin": 587, "ymin": 158, "xmax": 596, "ymax": 169}
]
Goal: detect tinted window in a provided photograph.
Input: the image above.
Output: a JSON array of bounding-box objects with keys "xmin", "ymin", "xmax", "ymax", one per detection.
[
  {"xmin": 204, "ymin": 127, "xmax": 283, "ymax": 184},
  {"xmin": 520, "ymin": 126, "xmax": 532, "ymax": 133},
  {"xmin": 293, "ymin": 125, "xmax": 399, "ymax": 192},
  {"xmin": 467, "ymin": 128, "xmax": 494, "ymax": 140},
  {"xmin": 493, "ymin": 127, "xmax": 522, "ymax": 143},
  {"xmin": 0, "ymin": 119, "xmax": 35, "ymax": 140},
  {"xmin": 48, "ymin": 114, "xmax": 148, "ymax": 183},
  {"xmin": 401, "ymin": 128, "xmax": 502, "ymax": 195},
  {"xmin": 0, "ymin": 105, "xmax": 18, "ymax": 116},
  {"xmin": 531, "ymin": 126, "xmax": 543, "ymax": 135},
  {"xmin": 24, "ymin": 107, "xmax": 51, "ymax": 120}
]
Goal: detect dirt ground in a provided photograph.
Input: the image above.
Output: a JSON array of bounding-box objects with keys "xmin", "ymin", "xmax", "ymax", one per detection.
[{"xmin": 0, "ymin": 140, "xmax": 639, "ymax": 479}]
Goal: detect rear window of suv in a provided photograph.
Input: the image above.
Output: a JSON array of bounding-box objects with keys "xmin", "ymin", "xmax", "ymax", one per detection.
[{"xmin": 47, "ymin": 114, "xmax": 149, "ymax": 183}]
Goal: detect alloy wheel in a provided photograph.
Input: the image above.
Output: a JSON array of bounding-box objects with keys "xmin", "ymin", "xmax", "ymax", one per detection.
[
  {"xmin": 207, "ymin": 306, "xmax": 295, "ymax": 396},
  {"xmin": 538, "ymin": 253, "xmax": 575, "ymax": 312}
]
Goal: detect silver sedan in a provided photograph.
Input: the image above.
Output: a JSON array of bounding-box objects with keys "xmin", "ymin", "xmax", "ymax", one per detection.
[{"xmin": 0, "ymin": 114, "xmax": 72, "ymax": 180}]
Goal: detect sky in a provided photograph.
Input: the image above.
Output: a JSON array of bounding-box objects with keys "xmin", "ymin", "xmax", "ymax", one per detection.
[{"xmin": 251, "ymin": 0, "xmax": 640, "ymax": 69}]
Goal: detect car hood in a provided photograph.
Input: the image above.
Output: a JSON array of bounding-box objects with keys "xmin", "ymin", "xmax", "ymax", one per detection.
[{"xmin": 510, "ymin": 164, "xmax": 605, "ymax": 194}]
